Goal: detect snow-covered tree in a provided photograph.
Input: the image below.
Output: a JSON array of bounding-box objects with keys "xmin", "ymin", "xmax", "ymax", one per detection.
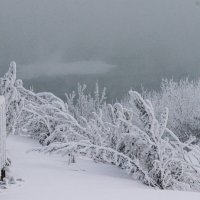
[
  {"xmin": 144, "ymin": 78, "xmax": 200, "ymax": 143},
  {"xmin": 1, "ymin": 62, "xmax": 200, "ymax": 192},
  {"xmin": 0, "ymin": 61, "xmax": 23, "ymax": 135},
  {"xmin": 32, "ymin": 89, "xmax": 200, "ymax": 191},
  {"xmin": 65, "ymin": 83, "xmax": 106, "ymax": 121},
  {"xmin": 128, "ymin": 91, "xmax": 200, "ymax": 190}
]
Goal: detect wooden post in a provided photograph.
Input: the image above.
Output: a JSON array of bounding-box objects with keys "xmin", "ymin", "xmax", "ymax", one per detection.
[
  {"xmin": 0, "ymin": 96, "xmax": 6, "ymax": 182},
  {"xmin": 0, "ymin": 168, "xmax": 5, "ymax": 181}
]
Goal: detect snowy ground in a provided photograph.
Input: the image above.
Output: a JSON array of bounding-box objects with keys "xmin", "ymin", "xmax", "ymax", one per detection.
[{"xmin": 0, "ymin": 136, "xmax": 200, "ymax": 200}]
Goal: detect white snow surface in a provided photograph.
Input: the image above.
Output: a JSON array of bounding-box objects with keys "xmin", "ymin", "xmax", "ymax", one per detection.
[{"xmin": 1, "ymin": 135, "xmax": 200, "ymax": 200}]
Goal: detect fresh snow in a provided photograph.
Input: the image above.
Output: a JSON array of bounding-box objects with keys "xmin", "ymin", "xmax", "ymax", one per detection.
[{"xmin": 1, "ymin": 135, "xmax": 200, "ymax": 200}]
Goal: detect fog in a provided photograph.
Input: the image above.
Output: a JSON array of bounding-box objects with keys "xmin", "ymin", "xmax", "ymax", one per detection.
[{"xmin": 0, "ymin": 0, "xmax": 200, "ymax": 100}]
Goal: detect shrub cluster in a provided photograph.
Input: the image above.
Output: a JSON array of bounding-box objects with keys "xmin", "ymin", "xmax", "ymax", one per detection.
[{"xmin": 1, "ymin": 63, "xmax": 200, "ymax": 191}]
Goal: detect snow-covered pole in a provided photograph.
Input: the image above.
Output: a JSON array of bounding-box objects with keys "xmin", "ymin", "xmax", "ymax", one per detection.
[{"xmin": 0, "ymin": 96, "xmax": 6, "ymax": 181}]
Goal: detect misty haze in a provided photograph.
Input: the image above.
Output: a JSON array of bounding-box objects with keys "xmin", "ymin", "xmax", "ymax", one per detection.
[{"xmin": 1, "ymin": 0, "xmax": 200, "ymax": 100}]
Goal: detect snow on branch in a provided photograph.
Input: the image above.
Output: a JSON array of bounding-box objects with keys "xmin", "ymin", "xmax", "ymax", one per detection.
[{"xmin": 1, "ymin": 63, "xmax": 200, "ymax": 192}]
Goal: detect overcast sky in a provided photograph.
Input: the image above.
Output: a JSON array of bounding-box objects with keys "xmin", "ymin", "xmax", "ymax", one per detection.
[{"xmin": 0, "ymin": 0, "xmax": 200, "ymax": 99}]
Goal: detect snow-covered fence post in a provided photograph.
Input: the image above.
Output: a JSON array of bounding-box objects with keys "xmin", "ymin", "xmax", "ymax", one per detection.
[{"xmin": 0, "ymin": 96, "xmax": 6, "ymax": 181}]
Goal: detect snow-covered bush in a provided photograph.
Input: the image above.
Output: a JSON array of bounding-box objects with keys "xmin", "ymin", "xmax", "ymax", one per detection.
[
  {"xmin": 0, "ymin": 61, "xmax": 23, "ymax": 135},
  {"xmin": 33, "ymin": 90, "xmax": 200, "ymax": 191},
  {"xmin": 65, "ymin": 83, "xmax": 107, "ymax": 121},
  {"xmin": 16, "ymin": 87, "xmax": 82, "ymax": 145},
  {"xmin": 128, "ymin": 91, "xmax": 200, "ymax": 190},
  {"xmin": 0, "ymin": 158, "xmax": 16, "ymax": 189},
  {"xmin": 1, "ymin": 63, "xmax": 200, "ymax": 191},
  {"xmin": 144, "ymin": 79, "xmax": 200, "ymax": 143}
]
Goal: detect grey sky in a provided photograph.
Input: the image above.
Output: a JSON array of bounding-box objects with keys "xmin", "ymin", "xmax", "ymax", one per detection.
[{"xmin": 0, "ymin": 0, "xmax": 200, "ymax": 99}]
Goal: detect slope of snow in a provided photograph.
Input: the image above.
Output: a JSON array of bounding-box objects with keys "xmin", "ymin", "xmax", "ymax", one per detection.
[{"xmin": 0, "ymin": 135, "xmax": 200, "ymax": 200}]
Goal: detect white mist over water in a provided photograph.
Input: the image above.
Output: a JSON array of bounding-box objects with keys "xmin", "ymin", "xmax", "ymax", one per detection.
[{"xmin": 18, "ymin": 60, "xmax": 115, "ymax": 79}]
